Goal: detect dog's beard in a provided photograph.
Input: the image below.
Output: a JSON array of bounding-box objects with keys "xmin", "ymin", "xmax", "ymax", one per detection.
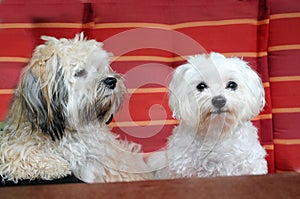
[
  {"xmin": 70, "ymin": 80, "xmax": 124, "ymax": 128},
  {"xmin": 75, "ymin": 95, "xmax": 115, "ymax": 127},
  {"xmin": 199, "ymin": 109, "xmax": 239, "ymax": 140}
]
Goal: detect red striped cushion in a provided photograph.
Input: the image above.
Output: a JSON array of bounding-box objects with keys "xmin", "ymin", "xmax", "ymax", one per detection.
[
  {"xmin": 1, "ymin": 0, "xmax": 299, "ymax": 174},
  {"xmin": 269, "ymin": 0, "xmax": 300, "ymax": 173}
]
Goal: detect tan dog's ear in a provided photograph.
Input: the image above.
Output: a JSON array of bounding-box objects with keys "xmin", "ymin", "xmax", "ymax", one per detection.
[{"xmin": 20, "ymin": 49, "xmax": 68, "ymax": 141}]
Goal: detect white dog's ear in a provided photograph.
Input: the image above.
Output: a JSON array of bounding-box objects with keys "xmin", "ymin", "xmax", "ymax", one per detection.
[
  {"xmin": 20, "ymin": 51, "xmax": 68, "ymax": 141},
  {"xmin": 169, "ymin": 64, "xmax": 191, "ymax": 120},
  {"xmin": 169, "ymin": 64, "xmax": 200, "ymax": 127},
  {"xmin": 169, "ymin": 71, "xmax": 182, "ymax": 119},
  {"xmin": 230, "ymin": 57, "xmax": 266, "ymax": 118}
]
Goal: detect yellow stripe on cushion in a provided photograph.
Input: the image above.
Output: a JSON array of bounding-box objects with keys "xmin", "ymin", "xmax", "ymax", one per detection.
[
  {"xmin": 252, "ymin": 114, "xmax": 272, "ymax": 121},
  {"xmin": 263, "ymin": 144, "xmax": 274, "ymax": 150},
  {"xmin": 270, "ymin": 12, "xmax": 300, "ymax": 20},
  {"xmin": 263, "ymin": 82, "xmax": 270, "ymax": 88},
  {"xmin": 128, "ymin": 87, "xmax": 168, "ymax": 94},
  {"xmin": 268, "ymin": 44, "xmax": 300, "ymax": 52},
  {"xmin": 95, "ymin": 22, "xmax": 170, "ymax": 29},
  {"xmin": 0, "ymin": 88, "xmax": 168, "ymax": 95},
  {"xmin": 270, "ymin": 76, "xmax": 300, "ymax": 82},
  {"xmin": 0, "ymin": 19, "xmax": 270, "ymax": 30},
  {"xmin": 274, "ymin": 139, "xmax": 300, "ymax": 145},
  {"xmin": 272, "ymin": 108, "xmax": 300, "ymax": 114},
  {"xmin": 0, "ymin": 23, "xmax": 83, "ymax": 29},
  {"xmin": 111, "ymin": 53, "xmax": 267, "ymax": 63},
  {"xmin": 94, "ymin": 18, "xmax": 269, "ymax": 30},
  {"xmin": 108, "ymin": 119, "xmax": 179, "ymax": 128},
  {"xmin": 172, "ymin": 19, "xmax": 268, "ymax": 29},
  {"xmin": 222, "ymin": 52, "xmax": 268, "ymax": 57},
  {"xmin": 112, "ymin": 56, "xmax": 186, "ymax": 62},
  {"xmin": 0, "ymin": 52, "xmax": 268, "ymax": 64},
  {"xmin": 0, "ymin": 57, "xmax": 29, "ymax": 63},
  {"xmin": 0, "ymin": 89, "xmax": 14, "ymax": 94}
]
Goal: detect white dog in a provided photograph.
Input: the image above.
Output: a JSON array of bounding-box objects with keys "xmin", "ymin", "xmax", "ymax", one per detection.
[
  {"xmin": 0, "ymin": 33, "xmax": 151, "ymax": 183},
  {"xmin": 149, "ymin": 52, "xmax": 268, "ymax": 178}
]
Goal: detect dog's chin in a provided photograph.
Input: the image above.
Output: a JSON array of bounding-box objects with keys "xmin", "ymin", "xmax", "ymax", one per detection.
[
  {"xmin": 201, "ymin": 109, "xmax": 230, "ymax": 126},
  {"xmin": 198, "ymin": 108, "xmax": 238, "ymax": 135}
]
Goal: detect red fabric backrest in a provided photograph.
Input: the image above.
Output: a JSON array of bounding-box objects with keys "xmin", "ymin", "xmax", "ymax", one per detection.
[{"xmin": 269, "ymin": 0, "xmax": 300, "ymax": 173}]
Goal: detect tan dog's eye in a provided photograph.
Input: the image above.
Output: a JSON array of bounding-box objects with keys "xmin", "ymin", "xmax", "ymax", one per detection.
[{"xmin": 74, "ymin": 69, "xmax": 87, "ymax": 77}]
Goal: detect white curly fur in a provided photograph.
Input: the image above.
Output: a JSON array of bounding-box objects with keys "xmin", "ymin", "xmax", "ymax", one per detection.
[
  {"xmin": 148, "ymin": 52, "xmax": 268, "ymax": 178},
  {"xmin": 0, "ymin": 33, "xmax": 152, "ymax": 183}
]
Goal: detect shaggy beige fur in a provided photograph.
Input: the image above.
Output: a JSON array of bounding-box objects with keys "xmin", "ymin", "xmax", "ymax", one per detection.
[{"xmin": 0, "ymin": 33, "xmax": 152, "ymax": 183}]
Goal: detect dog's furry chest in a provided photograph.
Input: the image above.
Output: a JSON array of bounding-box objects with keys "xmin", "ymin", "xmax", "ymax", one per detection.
[{"xmin": 166, "ymin": 122, "xmax": 266, "ymax": 177}]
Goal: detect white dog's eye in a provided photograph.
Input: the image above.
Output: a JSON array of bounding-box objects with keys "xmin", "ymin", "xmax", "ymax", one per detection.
[
  {"xmin": 196, "ymin": 82, "xmax": 208, "ymax": 92},
  {"xmin": 74, "ymin": 69, "xmax": 87, "ymax": 78},
  {"xmin": 226, "ymin": 81, "xmax": 238, "ymax": 90}
]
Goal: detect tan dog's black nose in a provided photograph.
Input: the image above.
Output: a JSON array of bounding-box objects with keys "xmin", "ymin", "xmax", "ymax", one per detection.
[
  {"xmin": 212, "ymin": 95, "xmax": 226, "ymax": 108},
  {"xmin": 103, "ymin": 77, "xmax": 117, "ymax": 89}
]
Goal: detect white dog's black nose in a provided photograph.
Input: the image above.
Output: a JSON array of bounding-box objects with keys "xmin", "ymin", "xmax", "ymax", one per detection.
[
  {"xmin": 103, "ymin": 77, "xmax": 117, "ymax": 89},
  {"xmin": 212, "ymin": 95, "xmax": 226, "ymax": 108}
]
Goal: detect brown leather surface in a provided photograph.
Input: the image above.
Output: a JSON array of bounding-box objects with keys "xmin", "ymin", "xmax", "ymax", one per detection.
[{"xmin": 1, "ymin": 173, "xmax": 300, "ymax": 199}]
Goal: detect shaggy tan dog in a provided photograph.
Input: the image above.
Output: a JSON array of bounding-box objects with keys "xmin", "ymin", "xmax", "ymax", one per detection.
[{"xmin": 0, "ymin": 33, "xmax": 151, "ymax": 183}]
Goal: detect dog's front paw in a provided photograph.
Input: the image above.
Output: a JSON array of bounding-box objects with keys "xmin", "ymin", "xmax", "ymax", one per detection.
[{"xmin": 0, "ymin": 149, "xmax": 71, "ymax": 182}]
